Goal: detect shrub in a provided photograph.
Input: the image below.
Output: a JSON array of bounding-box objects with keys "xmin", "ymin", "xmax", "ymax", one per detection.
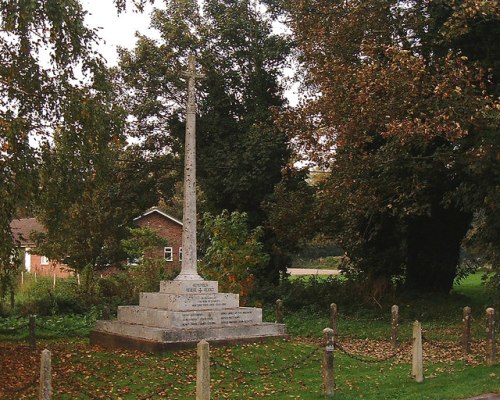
[
  {"xmin": 198, "ymin": 211, "xmax": 269, "ymax": 305},
  {"xmin": 15, "ymin": 276, "xmax": 86, "ymax": 316}
]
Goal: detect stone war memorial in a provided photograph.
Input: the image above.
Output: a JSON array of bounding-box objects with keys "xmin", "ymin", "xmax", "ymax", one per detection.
[{"xmin": 90, "ymin": 55, "xmax": 286, "ymax": 352}]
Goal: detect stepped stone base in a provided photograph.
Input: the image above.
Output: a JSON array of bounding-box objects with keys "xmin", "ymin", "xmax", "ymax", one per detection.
[{"xmin": 90, "ymin": 279, "xmax": 286, "ymax": 352}]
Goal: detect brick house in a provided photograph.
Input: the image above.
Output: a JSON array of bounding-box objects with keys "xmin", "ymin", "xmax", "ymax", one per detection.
[
  {"xmin": 133, "ymin": 208, "xmax": 183, "ymax": 273},
  {"xmin": 10, "ymin": 208, "xmax": 184, "ymax": 277},
  {"xmin": 9, "ymin": 218, "xmax": 73, "ymax": 278}
]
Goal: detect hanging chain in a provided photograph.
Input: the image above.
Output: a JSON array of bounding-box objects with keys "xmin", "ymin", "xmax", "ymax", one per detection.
[
  {"xmin": 334, "ymin": 339, "xmax": 406, "ymax": 363},
  {"xmin": 211, "ymin": 345, "xmax": 322, "ymax": 376}
]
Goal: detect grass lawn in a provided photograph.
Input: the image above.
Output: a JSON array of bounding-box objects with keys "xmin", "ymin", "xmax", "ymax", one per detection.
[{"xmin": 0, "ymin": 273, "xmax": 498, "ymax": 399}]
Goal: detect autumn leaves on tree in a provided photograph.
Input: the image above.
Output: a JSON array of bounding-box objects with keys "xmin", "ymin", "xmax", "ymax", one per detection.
[{"xmin": 283, "ymin": 0, "xmax": 499, "ymax": 292}]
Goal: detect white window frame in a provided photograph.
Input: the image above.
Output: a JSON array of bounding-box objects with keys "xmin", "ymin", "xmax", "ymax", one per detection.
[
  {"xmin": 40, "ymin": 256, "xmax": 49, "ymax": 265},
  {"xmin": 179, "ymin": 247, "xmax": 182, "ymax": 262},
  {"xmin": 164, "ymin": 247, "xmax": 173, "ymax": 262}
]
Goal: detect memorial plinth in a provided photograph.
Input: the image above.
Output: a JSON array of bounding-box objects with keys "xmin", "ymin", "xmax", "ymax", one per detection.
[{"xmin": 90, "ymin": 280, "xmax": 286, "ymax": 352}]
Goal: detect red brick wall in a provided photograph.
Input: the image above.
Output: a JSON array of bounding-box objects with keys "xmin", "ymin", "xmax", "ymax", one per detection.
[
  {"xmin": 135, "ymin": 212, "xmax": 183, "ymax": 274},
  {"xmin": 29, "ymin": 254, "xmax": 73, "ymax": 278}
]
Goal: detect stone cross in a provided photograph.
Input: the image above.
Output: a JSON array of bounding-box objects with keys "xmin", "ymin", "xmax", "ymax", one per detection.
[{"xmin": 176, "ymin": 54, "xmax": 204, "ymax": 281}]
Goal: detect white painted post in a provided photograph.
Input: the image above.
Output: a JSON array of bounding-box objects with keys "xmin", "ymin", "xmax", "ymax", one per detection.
[
  {"xmin": 21, "ymin": 271, "xmax": 24, "ymax": 286},
  {"xmin": 39, "ymin": 349, "xmax": 52, "ymax": 400},
  {"xmin": 486, "ymin": 308, "xmax": 496, "ymax": 366},
  {"xmin": 196, "ymin": 339, "xmax": 210, "ymax": 400},
  {"xmin": 323, "ymin": 328, "xmax": 335, "ymax": 397},
  {"xmin": 412, "ymin": 321, "xmax": 423, "ymax": 383},
  {"xmin": 77, "ymin": 273, "xmax": 80, "ymax": 286}
]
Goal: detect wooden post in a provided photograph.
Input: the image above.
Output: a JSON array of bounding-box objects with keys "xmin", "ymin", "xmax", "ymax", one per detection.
[
  {"xmin": 330, "ymin": 303, "xmax": 338, "ymax": 337},
  {"xmin": 52, "ymin": 273, "xmax": 56, "ymax": 289},
  {"xmin": 462, "ymin": 306, "xmax": 472, "ymax": 355},
  {"xmin": 322, "ymin": 328, "xmax": 335, "ymax": 397},
  {"xmin": 412, "ymin": 321, "xmax": 423, "ymax": 383},
  {"xmin": 34, "ymin": 271, "xmax": 37, "ymax": 282},
  {"xmin": 77, "ymin": 273, "xmax": 80, "ymax": 286},
  {"xmin": 276, "ymin": 299, "xmax": 284, "ymax": 324},
  {"xmin": 485, "ymin": 308, "xmax": 496, "ymax": 366},
  {"xmin": 39, "ymin": 349, "xmax": 52, "ymax": 400},
  {"xmin": 196, "ymin": 339, "xmax": 210, "ymax": 400},
  {"xmin": 391, "ymin": 305, "xmax": 399, "ymax": 348},
  {"xmin": 29, "ymin": 315, "xmax": 36, "ymax": 349},
  {"xmin": 21, "ymin": 271, "xmax": 24, "ymax": 286},
  {"xmin": 102, "ymin": 306, "xmax": 110, "ymax": 320}
]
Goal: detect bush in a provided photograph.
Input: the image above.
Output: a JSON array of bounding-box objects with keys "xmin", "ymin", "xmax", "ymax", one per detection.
[
  {"xmin": 15, "ymin": 276, "xmax": 86, "ymax": 316},
  {"xmin": 251, "ymin": 275, "xmax": 368, "ymax": 313},
  {"xmin": 97, "ymin": 258, "xmax": 175, "ymax": 310}
]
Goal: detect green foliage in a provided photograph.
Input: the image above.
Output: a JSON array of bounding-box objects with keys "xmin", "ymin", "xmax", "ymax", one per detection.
[
  {"xmin": 118, "ymin": 0, "xmax": 292, "ymax": 281},
  {"xmin": 98, "ymin": 258, "xmax": 174, "ymax": 308},
  {"xmin": 199, "ymin": 211, "xmax": 269, "ymax": 304},
  {"xmin": 0, "ymin": 0, "xmax": 99, "ymax": 296},
  {"xmin": 14, "ymin": 276, "xmax": 86, "ymax": 316},
  {"xmin": 121, "ymin": 226, "xmax": 168, "ymax": 262}
]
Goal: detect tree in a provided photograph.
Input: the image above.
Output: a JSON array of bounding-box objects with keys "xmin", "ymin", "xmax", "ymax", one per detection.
[
  {"xmin": 198, "ymin": 210, "xmax": 269, "ymax": 304},
  {"xmin": 33, "ymin": 78, "xmax": 175, "ymax": 283},
  {"xmin": 282, "ymin": 0, "xmax": 499, "ymax": 292},
  {"xmin": 119, "ymin": 1, "xmax": 291, "ymax": 220},
  {"xmin": 0, "ymin": 0, "xmax": 102, "ymax": 285},
  {"xmin": 118, "ymin": 0, "xmax": 293, "ymax": 282}
]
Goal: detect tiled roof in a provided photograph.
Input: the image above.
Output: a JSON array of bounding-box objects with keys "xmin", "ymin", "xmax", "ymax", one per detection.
[
  {"xmin": 9, "ymin": 218, "xmax": 45, "ymax": 246},
  {"xmin": 133, "ymin": 207, "xmax": 183, "ymax": 226}
]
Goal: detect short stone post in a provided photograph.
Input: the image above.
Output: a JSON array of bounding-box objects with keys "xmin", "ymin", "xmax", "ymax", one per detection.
[
  {"xmin": 29, "ymin": 315, "xmax": 36, "ymax": 349},
  {"xmin": 39, "ymin": 349, "xmax": 52, "ymax": 400},
  {"xmin": 462, "ymin": 306, "xmax": 472, "ymax": 355},
  {"xmin": 412, "ymin": 321, "xmax": 423, "ymax": 383},
  {"xmin": 276, "ymin": 299, "xmax": 284, "ymax": 324},
  {"xmin": 196, "ymin": 339, "xmax": 210, "ymax": 400},
  {"xmin": 391, "ymin": 305, "xmax": 399, "ymax": 348},
  {"xmin": 485, "ymin": 308, "xmax": 496, "ymax": 366},
  {"xmin": 330, "ymin": 303, "xmax": 338, "ymax": 337},
  {"xmin": 322, "ymin": 328, "xmax": 335, "ymax": 397}
]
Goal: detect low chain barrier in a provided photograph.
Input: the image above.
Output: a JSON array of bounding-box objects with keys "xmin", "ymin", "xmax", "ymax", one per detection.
[
  {"xmin": 211, "ymin": 345, "xmax": 322, "ymax": 376},
  {"xmin": 334, "ymin": 339, "xmax": 407, "ymax": 363},
  {"xmin": 2, "ymin": 373, "xmax": 39, "ymax": 395}
]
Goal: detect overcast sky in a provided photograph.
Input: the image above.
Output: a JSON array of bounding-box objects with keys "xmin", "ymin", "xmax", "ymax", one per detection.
[
  {"xmin": 82, "ymin": 0, "xmax": 161, "ymax": 66},
  {"xmin": 81, "ymin": 0, "xmax": 298, "ymax": 105}
]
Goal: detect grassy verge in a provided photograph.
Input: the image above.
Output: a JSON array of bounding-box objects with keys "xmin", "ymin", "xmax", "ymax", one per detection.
[
  {"xmin": 0, "ymin": 273, "xmax": 498, "ymax": 399},
  {"xmin": 0, "ymin": 337, "xmax": 497, "ymax": 399}
]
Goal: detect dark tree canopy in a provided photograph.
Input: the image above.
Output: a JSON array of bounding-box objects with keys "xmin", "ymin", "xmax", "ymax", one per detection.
[{"xmin": 281, "ymin": 0, "xmax": 499, "ymax": 293}]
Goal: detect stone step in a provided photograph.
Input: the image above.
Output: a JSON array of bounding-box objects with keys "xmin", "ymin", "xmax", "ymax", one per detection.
[
  {"xmin": 93, "ymin": 320, "xmax": 286, "ymax": 344},
  {"xmin": 140, "ymin": 292, "xmax": 239, "ymax": 311},
  {"xmin": 160, "ymin": 280, "xmax": 218, "ymax": 295},
  {"xmin": 117, "ymin": 306, "xmax": 262, "ymax": 329}
]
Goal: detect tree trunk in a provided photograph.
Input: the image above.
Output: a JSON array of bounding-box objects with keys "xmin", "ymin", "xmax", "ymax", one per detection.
[{"xmin": 405, "ymin": 206, "xmax": 472, "ymax": 293}]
